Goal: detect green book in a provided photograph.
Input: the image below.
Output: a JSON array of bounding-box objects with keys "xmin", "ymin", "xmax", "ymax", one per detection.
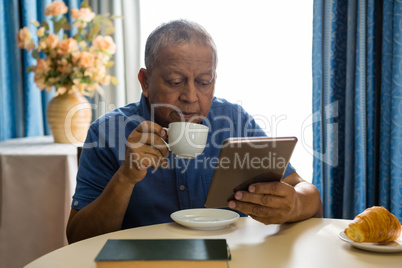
[{"xmin": 95, "ymin": 239, "xmax": 230, "ymax": 268}]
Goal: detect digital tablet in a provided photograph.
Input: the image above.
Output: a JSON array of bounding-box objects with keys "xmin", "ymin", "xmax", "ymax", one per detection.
[{"xmin": 204, "ymin": 136, "xmax": 297, "ymax": 208}]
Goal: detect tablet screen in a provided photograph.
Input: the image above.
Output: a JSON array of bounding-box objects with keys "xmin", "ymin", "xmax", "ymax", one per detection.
[{"xmin": 204, "ymin": 136, "xmax": 297, "ymax": 208}]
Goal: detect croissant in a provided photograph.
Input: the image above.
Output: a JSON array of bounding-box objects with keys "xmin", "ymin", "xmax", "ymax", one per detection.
[{"xmin": 345, "ymin": 206, "xmax": 401, "ymax": 243}]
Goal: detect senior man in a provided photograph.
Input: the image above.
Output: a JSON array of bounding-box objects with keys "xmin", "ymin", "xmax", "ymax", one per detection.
[{"xmin": 67, "ymin": 19, "xmax": 322, "ymax": 243}]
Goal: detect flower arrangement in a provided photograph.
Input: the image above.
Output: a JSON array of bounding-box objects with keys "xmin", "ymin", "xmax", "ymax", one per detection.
[{"xmin": 16, "ymin": 0, "xmax": 119, "ymax": 97}]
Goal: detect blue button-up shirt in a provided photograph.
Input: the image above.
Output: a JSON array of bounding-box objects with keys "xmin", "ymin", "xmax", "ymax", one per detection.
[{"xmin": 72, "ymin": 95, "xmax": 296, "ymax": 228}]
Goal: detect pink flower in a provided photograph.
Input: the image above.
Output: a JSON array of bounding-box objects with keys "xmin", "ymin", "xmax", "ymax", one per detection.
[
  {"xmin": 85, "ymin": 65, "xmax": 107, "ymax": 84},
  {"xmin": 34, "ymin": 73, "xmax": 47, "ymax": 90},
  {"xmin": 73, "ymin": 51, "xmax": 95, "ymax": 68},
  {"xmin": 91, "ymin": 36, "xmax": 116, "ymax": 55},
  {"xmin": 56, "ymin": 58, "xmax": 72, "ymax": 74},
  {"xmin": 34, "ymin": 58, "xmax": 50, "ymax": 73},
  {"xmin": 33, "ymin": 58, "xmax": 55, "ymax": 91},
  {"xmin": 38, "ymin": 33, "xmax": 59, "ymax": 52},
  {"xmin": 46, "ymin": 34, "xmax": 59, "ymax": 50},
  {"xmin": 71, "ymin": 8, "xmax": 96, "ymax": 27},
  {"xmin": 56, "ymin": 38, "xmax": 78, "ymax": 55},
  {"xmin": 36, "ymin": 27, "xmax": 45, "ymax": 37},
  {"xmin": 93, "ymin": 51, "xmax": 110, "ymax": 65},
  {"xmin": 33, "ymin": 59, "xmax": 51, "ymax": 90},
  {"xmin": 16, "ymin": 27, "xmax": 36, "ymax": 51},
  {"xmin": 45, "ymin": 1, "xmax": 68, "ymax": 17}
]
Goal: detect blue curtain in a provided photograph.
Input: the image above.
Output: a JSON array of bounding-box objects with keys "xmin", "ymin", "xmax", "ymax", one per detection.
[
  {"xmin": 0, "ymin": 0, "xmax": 81, "ymax": 142},
  {"xmin": 312, "ymin": 0, "xmax": 402, "ymax": 221}
]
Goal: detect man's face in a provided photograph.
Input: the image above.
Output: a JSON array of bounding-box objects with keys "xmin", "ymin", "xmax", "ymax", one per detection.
[{"xmin": 140, "ymin": 43, "xmax": 216, "ymax": 127}]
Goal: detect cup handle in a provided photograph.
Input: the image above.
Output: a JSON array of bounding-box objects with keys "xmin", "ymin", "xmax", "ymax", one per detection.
[{"xmin": 162, "ymin": 127, "xmax": 170, "ymax": 151}]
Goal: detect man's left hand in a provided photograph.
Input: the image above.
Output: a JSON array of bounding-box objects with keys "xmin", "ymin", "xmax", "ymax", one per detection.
[{"xmin": 228, "ymin": 181, "xmax": 299, "ymax": 225}]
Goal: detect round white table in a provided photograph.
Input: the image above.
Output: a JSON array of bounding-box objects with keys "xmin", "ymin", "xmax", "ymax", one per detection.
[{"xmin": 25, "ymin": 217, "xmax": 402, "ymax": 268}]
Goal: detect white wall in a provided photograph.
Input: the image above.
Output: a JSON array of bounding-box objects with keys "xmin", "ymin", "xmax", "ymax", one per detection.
[{"xmin": 139, "ymin": 0, "xmax": 314, "ymax": 181}]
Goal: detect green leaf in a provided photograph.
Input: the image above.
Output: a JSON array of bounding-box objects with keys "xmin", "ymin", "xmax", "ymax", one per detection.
[
  {"xmin": 32, "ymin": 50, "xmax": 40, "ymax": 59},
  {"xmin": 59, "ymin": 16, "xmax": 67, "ymax": 24},
  {"xmin": 42, "ymin": 21, "xmax": 49, "ymax": 31},
  {"xmin": 103, "ymin": 19, "xmax": 114, "ymax": 27},
  {"xmin": 58, "ymin": 74, "xmax": 69, "ymax": 85},
  {"xmin": 93, "ymin": 14, "xmax": 102, "ymax": 25},
  {"xmin": 110, "ymin": 76, "xmax": 119, "ymax": 86},
  {"xmin": 54, "ymin": 21, "xmax": 61, "ymax": 33},
  {"xmin": 100, "ymin": 50, "xmax": 111, "ymax": 58},
  {"xmin": 62, "ymin": 22, "xmax": 71, "ymax": 31},
  {"xmin": 78, "ymin": 28, "xmax": 87, "ymax": 40},
  {"xmin": 87, "ymin": 23, "xmax": 101, "ymax": 41},
  {"xmin": 98, "ymin": 13, "xmax": 110, "ymax": 21},
  {"xmin": 81, "ymin": 76, "xmax": 93, "ymax": 84},
  {"xmin": 105, "ymin": 61, "xmax": 114, "ymax": 69},
  {"xmin": 92, "ymin": 23, "xmax": 102, "ymax": 34},
  {"xmin": 81, "ymin": 0, "xmax": 89, "ymax": 8},
  {"xmin": 110, "ymin": 15, "xmax": 123, "ymax": 20},
  {"xmin": 26, "ymin": 65, "xmax": 34, "ymax": 73},
  {"xmin": 104, "ymin": 26, "xmax": 115, "ymax": 35},
  {"xmin": 73, "ymin": 33, "xmax": 83, "ymax": 42}
]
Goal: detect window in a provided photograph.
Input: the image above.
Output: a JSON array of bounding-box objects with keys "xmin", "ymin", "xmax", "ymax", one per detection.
[{"xmin": 139, "ymin": 0, "xmax": 314, "ymax": 181}]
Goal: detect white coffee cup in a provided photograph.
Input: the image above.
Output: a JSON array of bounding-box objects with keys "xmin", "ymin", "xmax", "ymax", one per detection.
[{"xmin": 163, "ymin": 122, "xmax": 209, "ymax": 159}]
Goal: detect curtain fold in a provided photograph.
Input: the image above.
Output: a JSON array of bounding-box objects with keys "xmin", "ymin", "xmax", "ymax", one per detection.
[
  {"xmin": 89, "ymin": 0, "xmax": 142, "ymax": 119},
  {"xmin": 312, "ymin": 0, "xmax": 402, "ymax": 221},
  {"xmin": 22, "ymin": 0, "xmax": 47, "ymax": 137},
  {"xmin": 1, "ymin": 0, "xmax": 25, "ymax": 140},
  {"xmin": 380, "ymin": 0, "xmax": 402, "ymax": 216}
]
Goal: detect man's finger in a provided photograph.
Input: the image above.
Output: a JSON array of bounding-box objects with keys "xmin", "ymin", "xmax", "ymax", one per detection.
[
  {"xmin": 136, "ymin": 121, "xmax": 166, "ymax": 137},
  {"xmin": 234, "ymin": 191, "xmax": 284, "ymax": 208},
  {"xmin": 249, "ymin": 181, "xmax": 290, "ymax": 197},
  {"xmin": 229, "ymin": 200, "xmax": 273, "ymax": 217}
]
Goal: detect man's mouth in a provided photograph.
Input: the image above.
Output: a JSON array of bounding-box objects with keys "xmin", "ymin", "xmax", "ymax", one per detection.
[{"xmin": 173, "ymin": 111, "xmax": 201, "ymax": 121}]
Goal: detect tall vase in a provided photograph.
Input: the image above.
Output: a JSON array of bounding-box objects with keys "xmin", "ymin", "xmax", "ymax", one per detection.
[{"xmin": 46, "ymin": 90, "xmax": 92, "ymax": 144}]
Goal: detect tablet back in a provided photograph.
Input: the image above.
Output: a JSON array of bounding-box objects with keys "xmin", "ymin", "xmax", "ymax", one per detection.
[{"xmin": 204, "ymin": 136, "xmax": 297, "ymax": 208}]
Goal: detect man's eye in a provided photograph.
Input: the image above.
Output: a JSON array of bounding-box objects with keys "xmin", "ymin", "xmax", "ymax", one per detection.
[
  {"xmin": 197, "ymin": 80, "xmax": 212, "ymax": 86},
  {"xmin": 168, "ymin": 80, "xmax": 183, "ymax": 86}
]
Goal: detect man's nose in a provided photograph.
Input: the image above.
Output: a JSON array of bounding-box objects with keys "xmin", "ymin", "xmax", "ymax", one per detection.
[{"xmin": 179, "ymin": 81, "xmax": 198, "ymax": 103}]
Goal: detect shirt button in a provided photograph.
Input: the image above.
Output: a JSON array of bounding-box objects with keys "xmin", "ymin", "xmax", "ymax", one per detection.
[
  {"xmin": 179, "ymin": 185, "xmax": 186, "ymax": 191},
  {"xmin": 74, "ymin": 201, "xmax": 79, "ymax": 206}
]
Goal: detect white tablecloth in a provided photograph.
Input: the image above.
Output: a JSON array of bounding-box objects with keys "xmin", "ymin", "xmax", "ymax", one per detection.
[{"xmin": 0, "ymin": 136, "xmax": 81, "ymax": 268}]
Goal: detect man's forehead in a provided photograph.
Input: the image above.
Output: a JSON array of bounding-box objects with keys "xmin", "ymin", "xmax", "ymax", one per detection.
[
  {"xmin": 155, "ymin": 44, "xmax": 216, "ymax": 70},
  {"xmin": 159, "ymin": 67, "xmax": 215, "ymax": 77},
  {"xmin": 159, "ymin": 43, "xmax": 213, "ymax": 54}
]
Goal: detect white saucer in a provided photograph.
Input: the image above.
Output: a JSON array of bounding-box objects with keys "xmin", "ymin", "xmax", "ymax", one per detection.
[
  {"xmin": 338, "ymin": 231, "xmax": 402, "ymax": 253},
  {"xmin": 170, "ymin": 208, "xmax": 239, "ymax": 230}
]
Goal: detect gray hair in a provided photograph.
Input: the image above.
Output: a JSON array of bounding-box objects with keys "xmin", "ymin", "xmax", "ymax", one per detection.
[{"xmin": 144, "ymin": 19, "xmax": 218, "ymax": 73}]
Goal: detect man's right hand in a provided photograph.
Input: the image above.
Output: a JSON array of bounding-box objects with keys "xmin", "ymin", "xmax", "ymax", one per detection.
[
  {"xmin": 118, "ymin": 121, "xmax": 170, "ymax": 184},
  {"xmin": 67, "ymin": 120, "xmax": 170, "ymax": 244}
]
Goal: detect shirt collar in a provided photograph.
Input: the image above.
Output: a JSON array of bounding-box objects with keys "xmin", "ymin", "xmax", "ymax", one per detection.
[{"xmin": 139, "ymin": 94, "xmax": 151, "ymax": 121}]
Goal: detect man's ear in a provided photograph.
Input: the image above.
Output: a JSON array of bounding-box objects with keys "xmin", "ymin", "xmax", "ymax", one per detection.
[{"xmin": 138, "ymin": 68, "xmax": 149, "ymax": 98}]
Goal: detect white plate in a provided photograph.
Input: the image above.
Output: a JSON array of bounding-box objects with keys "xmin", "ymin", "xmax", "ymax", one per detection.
[
  {"xmin": 338, "ymin": 231, "xmax": 402, "ymax": 253},
  {"xmin": 170, "ymin": 208, "xmax": 239, "ymax": 230}
]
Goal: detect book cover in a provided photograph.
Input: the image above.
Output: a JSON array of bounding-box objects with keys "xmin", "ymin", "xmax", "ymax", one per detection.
[{"xmin": 95, "ymin": 239, "xmax": 230, "ymax": 268}]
